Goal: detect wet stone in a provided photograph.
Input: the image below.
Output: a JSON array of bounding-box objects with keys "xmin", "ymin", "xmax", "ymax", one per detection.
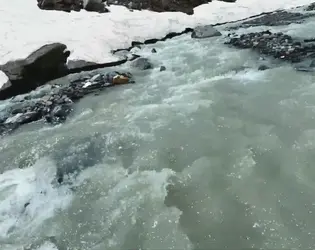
[
  {"xmin": 0, "ymin": 71, "xmax": 134, "ymax": 136},
  {"xmin": 225, "ymin": 30, "xmax": 315, "ymax": 64}
]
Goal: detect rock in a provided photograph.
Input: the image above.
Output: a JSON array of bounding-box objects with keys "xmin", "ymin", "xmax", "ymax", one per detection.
[
  {"xmin": 191, "ymin": 25, "xmax": 222, "ymax": 39},
  {"xmin": 84, "ymin": 1, "xmax": 109, "ymax": 12},
  {"xmin": 67, "ymin": 60, "xmax": 99, "ymax": 71},
  {"xmin": 160, "ymin": 66, "xmax": 166, "ymax": 71},
  {"xmin": 46, "ymin": 104, "xmax": 73, "ymax": 123},
  {"xmin": 130, "ymin": 58, "xmax": 153, "ymax": 70},
  {"xmin": 258, "ymin": 65, "xmax": 269, "ymax": 71},
  {"xmin": 225, "ymin": 30, "xmax": 314, "ymax": 64},
  {"xmin": 0, "ymin": 70, "xmax": 134, "ymax": 136},
  {"xmin": 219, "ymin": 0, "xmax": 236, "ymax": 2},
  {"xmin": 306, "ymin": 2, "xmax": 315, "ymax": 11},
  {"xmin": 107, "ymin": 0, "xmax": 211, "ymax": 14},
  {"xmin": 5, "ymin": 112, "xmax": 40, "ymax": 125},
  {"xmin": 129, "ymin": 54, "xmax": 141, "ymax": 61},
  {"xmin": 37, "ymin": 0, "xmax": 84, "ymax": 12},
  {"xmin": 151, "ymin": 48, "xmax": 157, "ymax": 53},
  {"xmin": 67, "ymin": 58, "xmax": 127, "ymax": 73},
  {"xmin": 0, "ymin": 43, "xmax": 70, "ymax": 100}
]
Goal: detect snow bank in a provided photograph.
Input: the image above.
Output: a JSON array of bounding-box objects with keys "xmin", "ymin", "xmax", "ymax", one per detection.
[
  {"xmin": 0, "ymin": 0, "xmax": 314, "ymax": 64},
  {"xmin": 0, "ymin": 70, "xmax": 9, "ymax": 90}
]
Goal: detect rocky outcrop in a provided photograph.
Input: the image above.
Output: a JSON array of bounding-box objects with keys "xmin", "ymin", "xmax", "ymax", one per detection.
[
  {"xmin": 306, "ymin": 2, "xmax": 315, "ymax": 11},
  {"xmin": 0, "ymin": 43, "xmax": 70, "ymax": 100},
  {"xmin": 107, "ymin": 0, "xmax": 211, "ymax": 15},
  {"xmin": 37, "ymin": 0, "xmax": 84, "ymax": 12},
  {"xmin": 84, "ymin": 0, "xmax": 109, "ymax": 12},
  {"xmin": 37, "ymin": 0, "xmax": 109, "ymax": 13},
  {"xmin": 225, "ymin": 30, "xmax": 315, "ymax": 63},
  {"xmin": 0, "ymin": 71, "xmax": 134, "ymax": 136}
]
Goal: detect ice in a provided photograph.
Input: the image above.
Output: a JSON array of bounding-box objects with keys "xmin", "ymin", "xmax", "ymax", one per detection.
[{"xmin": 0, "ymin": 0, "xmax": 313, "ymax": 65}]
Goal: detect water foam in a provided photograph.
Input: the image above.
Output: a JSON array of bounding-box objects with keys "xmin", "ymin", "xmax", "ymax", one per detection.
[{"xmin": 0, "ymin": 157, "xmax": 72, "ymax": 246}]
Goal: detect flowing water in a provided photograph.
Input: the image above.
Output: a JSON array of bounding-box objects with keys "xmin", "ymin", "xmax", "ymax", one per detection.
[{"xmin": 1, "ymin": 23, "xmax": 315, "ymax": 250}]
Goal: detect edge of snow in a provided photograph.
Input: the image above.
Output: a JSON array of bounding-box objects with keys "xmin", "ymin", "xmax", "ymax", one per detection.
[{"xmin": 1, "ymin": 0, "xmax": 314, "ymax": 64}]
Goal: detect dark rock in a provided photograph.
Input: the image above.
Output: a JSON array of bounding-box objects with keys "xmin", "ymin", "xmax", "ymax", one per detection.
[
  {"xmin": 67, "ymin": 58, "xmax": 127, "ymax": 73},
  {"xmin": 160, "ymin": 66, "xmax": 166, "ymax": 71},
  {"xmin": 84, "ymin": 1, "xmax": 109, "ymax": 12},
  {"xmin": 306, "ymin": 2, "xmax": 315, "ymax": 11},
  {"xmin": 151, "ymin": 48, "xmax": 157, "ymax": 53},
  {"xmin": 0, "ymin": 71, "xmax": 134, "ymax": 136},
  {"xmin": 37, "ymin": 0, "xmax": 84, "ymax": 12},
  {"xmin": 129, "ymin": 54, "xmax": 141, "ymax": 61},
  {"xmin": 191, "ymin": 25, "xmax": 221, "ymax": 39},
  {"xmin": 225, "ymin": 30, "xmax": 315, "ymax": 64},
  {"xmin": 258, "ymin": 65, "xmax": 269, "ymax": 71},
  {"xmin": 107, "ymin": 0, "xmax": 211, "ymax": 14},
  {"xmin": 51, "ymin": 104, "xmax": 73, "ymax": 121},
  {"xmin": 131, "ymin": 58, "xmax": 153, "ymax": 70},
  {"xmin": 0, "ymin": 43, "xmax": 70, "ymax": 100}
]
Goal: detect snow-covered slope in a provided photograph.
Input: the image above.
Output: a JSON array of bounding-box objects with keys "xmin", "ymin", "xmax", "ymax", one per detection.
[
  {"xmin": 0, "ymin": 0, "xmax": 313, "ymax": 65},
  {"xmin": 3, "ymin": 0, "xmax": 314, "ymax": 90}
]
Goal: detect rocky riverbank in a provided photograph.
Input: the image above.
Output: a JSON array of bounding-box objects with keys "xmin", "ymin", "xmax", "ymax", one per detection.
[
  {"xmin": 0, "ymin": 70, "xmax": 134, "ymax": 136},
  {"xmin": 223, "ymin": 3, "xmax": 315, "ymax": 69}
]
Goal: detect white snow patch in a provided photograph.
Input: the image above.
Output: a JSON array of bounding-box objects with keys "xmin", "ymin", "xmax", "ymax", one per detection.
[
  {"xmin": 0, "ymin": 0, "xmax": 314, "ymax": 64},
  {"xmin": 0, "ymin": 70, "xmax": 10, "ymax": 90}
]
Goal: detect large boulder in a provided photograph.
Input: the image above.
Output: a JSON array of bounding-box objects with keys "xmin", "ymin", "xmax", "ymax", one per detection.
[
  {"xmin": 0, "ymin": 43, "xmax": 70, "ymax": 100},
  {"xmin": 37, "ymin": 0, "xmax": 109, "ymax": 12},
  {"xmin": 84, "ymin": 0, "xmax": 109, "ymax": 12},
  {"xmin": 107, "ymin": 0, "xmax": 211, "ymax": 15},
  {"xmin": 37, "ymin": 0, "xmax": 84, "ymax": 12}
]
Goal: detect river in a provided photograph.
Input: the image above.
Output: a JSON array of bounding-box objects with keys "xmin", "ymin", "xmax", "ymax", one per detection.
[{"xmin": 1, "ymin": 23, "xmax": 315, "ymax": 249}]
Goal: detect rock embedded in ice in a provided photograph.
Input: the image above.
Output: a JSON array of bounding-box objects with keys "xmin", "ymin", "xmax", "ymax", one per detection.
[{"xmin": 191, "ymin": 25, "xmax": 222, "ymax": 39}]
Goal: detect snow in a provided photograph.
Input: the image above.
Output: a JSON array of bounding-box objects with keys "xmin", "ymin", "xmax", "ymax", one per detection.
[
  {"xmin": 0, "ymin": 70, "xmax": 9, "ymax": 90},
  {"xmin": 0, "ymin": 0, "xmax": 314, "ymax": 65}
]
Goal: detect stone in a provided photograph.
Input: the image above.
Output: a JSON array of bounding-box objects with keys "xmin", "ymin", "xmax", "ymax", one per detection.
[
  {"xmin": 130, "ymin": 58, "xmax": 153, "ymax": 70},
  {"xmin": 306, "ymin": 2, "xmax": 315, "ymax": 11},
  {"xmin": 5, "ymin": 112, "xmax": 40, "ymax": 125},
  {"xmin": 225, "ymin": 30, "xmax": 315, "ymax": 64},
  {"xmin": 160, "ymin": 66, "xmax": 166, "ymax": 71},
  {"xmin": 107, "ymin": 0, "xmax": 211, "ymax": 14},
  {"xmin": 151, "ymin": 48, "xmax": 157, "ymax": 53},
  {"xmin": 258, "ymin": 65, "xmax": 269, "ymax": 71},
  {"xmin": 84, "ymin": 1, "xmax": 109, "ymax": 12},
  {"xmin": 0, "ymin": 43, "xmax": 70, "ymax": 100},
  {"xmin": 191, "ymin": 25, "xmax": 222, "ymax": 39},
  {"xmin": 38, "ymin": 0, "xmax": 84, "ymax": 12}
]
